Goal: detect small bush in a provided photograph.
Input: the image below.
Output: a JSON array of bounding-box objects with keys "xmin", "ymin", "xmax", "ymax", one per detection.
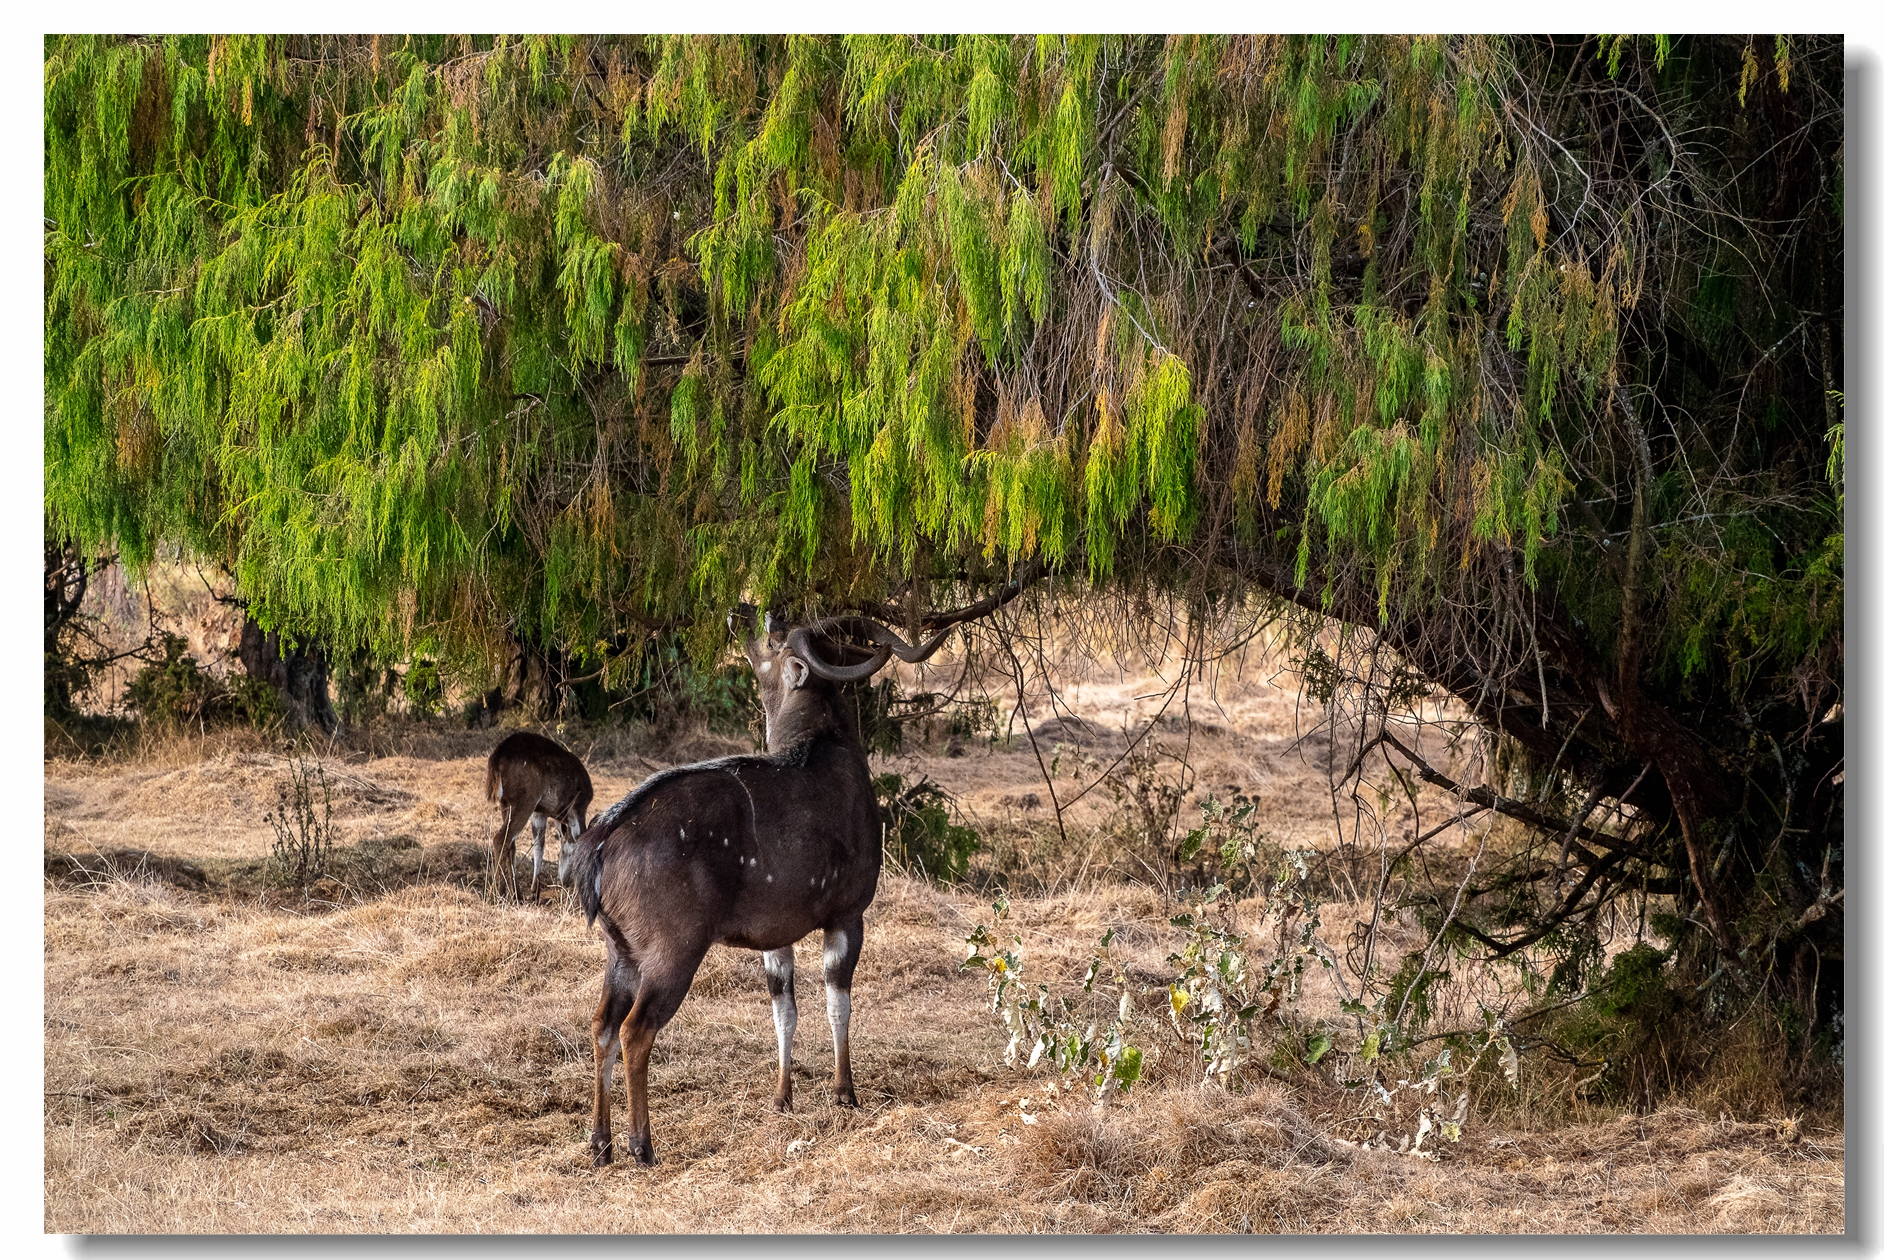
[
  {"xmin": 1103, "ymin": 738, "xmax": 1192, "ymax": 883},
  {"xmin": 962, "ymin": 898, "xmax": 1144, "ymax": 1100},
  {"xmin": 874, "ymin": 772, "xmax": 980, "ymax": 884},
  {"xmin": 403, "ymin": 659, "xmax": 443, "ymax": 718},
  {"xmin": 123, "ymin": 634, "xmax": 219, "ymax": 726},
  {"xmin": 122, "ymin": 634, "xmax": 283, "ymax": 729},
  {"xmin": 226, "ymin": 672, "xmax": 285, "ymax": 726}
]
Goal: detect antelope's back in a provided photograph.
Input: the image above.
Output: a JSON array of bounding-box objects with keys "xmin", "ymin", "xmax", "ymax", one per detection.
[
  {"xmin": 488, "ymin": 730, "xmax": 592, "ymax": 808},
  {"xmin": 572, "ymin": 740, "xmax": 880, "ymax": 942}
]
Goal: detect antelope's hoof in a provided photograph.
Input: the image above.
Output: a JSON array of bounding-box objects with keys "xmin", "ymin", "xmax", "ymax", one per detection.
[
  {"xmin": 591, "ymin": 1136, "xmax": 613, "ymax": 1169},
  {"xmin": 627, "ymin": 1137, "xmax": 658, "ymax": 1166},
  {"xmin": 834, "ymin": 1087, "xmax": 858, "ymax": 1109},
  {"xmin": 772, "ymin": 1094, "xmax": 794, "ymax": 1114}
]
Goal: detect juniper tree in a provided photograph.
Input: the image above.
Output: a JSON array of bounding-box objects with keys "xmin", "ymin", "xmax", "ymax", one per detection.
[{"xmin": 45, "ymin": 36, "xmax": 1842, "ymax": 1037}]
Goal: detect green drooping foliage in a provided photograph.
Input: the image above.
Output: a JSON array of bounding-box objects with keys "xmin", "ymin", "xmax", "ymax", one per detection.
[{"xmin": 46, "ymin": 36, "xmax": 1842, "ymax": 1031}]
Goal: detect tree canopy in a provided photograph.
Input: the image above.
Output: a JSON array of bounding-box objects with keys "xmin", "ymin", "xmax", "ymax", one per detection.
[{"xmin": 45, "ymin": 35, "xmax": 1843, "ymax": 1020}]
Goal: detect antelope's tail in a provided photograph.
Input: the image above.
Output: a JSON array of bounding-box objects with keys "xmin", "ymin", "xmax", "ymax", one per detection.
[
  {"xmin": 571, "ymin": 830, "xmax": 604, "ymax": 926},
  {"xmin": 484, "ymin": 754, "xmax": 501, "ymax": 804}
]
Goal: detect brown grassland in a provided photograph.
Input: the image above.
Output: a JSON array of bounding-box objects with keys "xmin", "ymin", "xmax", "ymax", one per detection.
[{"xmin": 44, "ymin": 653, "xmax": 1842, "ymax": 1233}]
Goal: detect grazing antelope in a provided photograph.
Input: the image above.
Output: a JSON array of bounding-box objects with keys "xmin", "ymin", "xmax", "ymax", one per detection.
[
  {"xmin": 485, "ymin": 731, "xmax": 595, "ymax": 902},
  {"xmin": 562, "ymin": 590, "xmax": 1020, "ymax": 1167}
]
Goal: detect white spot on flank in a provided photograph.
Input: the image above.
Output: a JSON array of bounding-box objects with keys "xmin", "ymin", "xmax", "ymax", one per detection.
[
  {"xmin": 680, "ymin": 827, "xmax": 686, "ymax": 840},
  {"xmin": 766, "ymin": 874, "xmax": 773, "ymax": 882},
  {"xmin": 724, "ymin": 838, "xmax": 729, "ymax": 846}
]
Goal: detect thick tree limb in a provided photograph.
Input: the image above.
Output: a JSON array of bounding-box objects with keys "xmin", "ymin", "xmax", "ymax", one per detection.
[{"xmin": 1375, "ymin": 728, "xmax": 1642, "ymax": 855}]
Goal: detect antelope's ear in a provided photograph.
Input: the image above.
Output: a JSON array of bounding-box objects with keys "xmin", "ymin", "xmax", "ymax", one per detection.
[
  {"xmin": 728, "ymin": 603, "xmax": 757, "ymax": 637},
  {"xmin": 782, "ymin": 656, "xmax": 810, "ymax": 690}
]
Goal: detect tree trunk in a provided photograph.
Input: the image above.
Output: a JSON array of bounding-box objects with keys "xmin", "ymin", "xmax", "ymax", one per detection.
[
  {"xmin": 506, "ymin": 640, "xmax": 569, "ymax": 719},
  {"xmin": 237, "ymin": 615, "xmax": 338, "ymax": 732}
]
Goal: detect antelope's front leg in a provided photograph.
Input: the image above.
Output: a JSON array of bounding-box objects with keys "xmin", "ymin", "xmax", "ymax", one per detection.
[
  {"xmin": 762, "ymin": 947, "xmax": 798, "ymax": 1112},
  {"xmin": 823, "ymin": 920, "xmax": 863, "ymax": 1107}
]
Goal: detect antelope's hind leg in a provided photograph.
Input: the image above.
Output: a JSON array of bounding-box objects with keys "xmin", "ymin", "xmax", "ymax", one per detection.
[
  {"xmin": 762, "ymin": 947, "xmax": 797, "ymax": 1112},
  {"xmin": 616, "ymin": 945, "xmax": 709, "ymax": 1167},
  {"xmin": 528, "ymin": 812, "xmax": 549, "ymax": 901},
  {"xmin": 823, "ymin": 918, "xmax": 864, "ymax": 1107},
  {"xmin": 589, "ymin": 946, "xmax": 639, "ymax": 1168},
  {"xmin": 491, "ymin": 805, "xmax": 525, "ymax": 902}
]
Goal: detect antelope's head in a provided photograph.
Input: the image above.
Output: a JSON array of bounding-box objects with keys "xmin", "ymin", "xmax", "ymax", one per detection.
[{"xmin": 727, "ymin": 604, "xmax": 957, "ymax": 750}]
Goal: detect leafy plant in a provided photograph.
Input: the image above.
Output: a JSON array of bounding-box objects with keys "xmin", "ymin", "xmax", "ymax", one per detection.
[
  {"xmin": 962, "ymin": 898, "xmax": 1144, "ymax": 1100},
  {"xmin": 124, "ymin": 633, "xmax": 289, "ymax": 728},
  {"xmin": 402, "ymin": 659, "xmax": 443, "ymax": 718},
  {"xmin": 334, "ymin": 648, "xmax": 396, "ymax": 725},
  {"xmin": 1166, "ymin": 845, "xmax": 1330, "ymax": 1082},
  {"xmin": 123, "ymin": 634, "xmax": 217, "ymax": 726},
  {"xmin": 1176, "ymin": 790, "xmax": 1271, "ymax": 894},
  {"xmin": 874, "ymin": 773, "xmax": 981, "ymax": 884},
  {"xmin": 956, "ymin": 802, "xmax": 1519, "ymax": 1156}
]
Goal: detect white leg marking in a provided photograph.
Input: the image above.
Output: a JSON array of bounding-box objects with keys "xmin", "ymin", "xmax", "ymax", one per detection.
[
  {"xmin": 763, "ymin": 948, "xmax": 797, "ymax": 1077},
  {"xmin": 773, "ymin": 994, "xmax": 798, "ymax": 1065},
  {"xmin": 823, "ymin": 931, "xmax": 852, "ymax": 1051},
  {"xmin": 825, "ymin": 987, "xmax": 851, "ymax": 1047},
  {"xmin": 597, "ymin": 1026, "xmax": 621, "ymax": 1092}
]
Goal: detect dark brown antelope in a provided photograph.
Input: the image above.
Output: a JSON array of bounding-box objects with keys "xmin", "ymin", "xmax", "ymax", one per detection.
[
  {"xmin": 485, "ymin": 731, "xmax": 595, "ymax": 902},
  {"xmin": 562, "ymin": 589, "xmax": 1021, "ymax": 1166}
]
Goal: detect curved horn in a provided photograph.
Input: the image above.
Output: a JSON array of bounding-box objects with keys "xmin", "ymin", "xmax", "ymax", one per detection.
[
  {"xmin": 794, "ymin": 615, "xmax": 958, "ymax": 668},
  {"xmin": 860, "ymin": 620, "xmax": 955, "ymax": 664},
  {"xmin": 786, "ymin": 627, "xmax": 893, "ymax": 682}
]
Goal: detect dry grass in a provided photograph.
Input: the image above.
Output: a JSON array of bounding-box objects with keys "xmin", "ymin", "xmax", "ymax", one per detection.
[{"xmin": 44, "ymin": 666, "xmax": 1843, "ymax": 1234}]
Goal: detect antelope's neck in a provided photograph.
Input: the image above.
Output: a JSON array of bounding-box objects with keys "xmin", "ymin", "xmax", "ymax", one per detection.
[{"xmin": 768, "ymin": 694, "xmax": 864, "ymax": 753}]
